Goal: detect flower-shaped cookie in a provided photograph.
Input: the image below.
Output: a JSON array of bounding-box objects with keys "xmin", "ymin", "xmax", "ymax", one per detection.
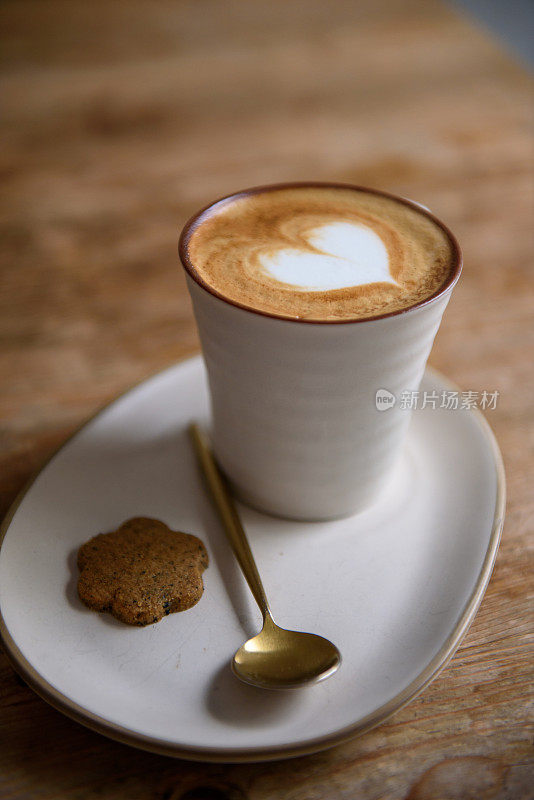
[{"xmin": 77, "ymin": 517, "xmax": 208, "ymax": 626}]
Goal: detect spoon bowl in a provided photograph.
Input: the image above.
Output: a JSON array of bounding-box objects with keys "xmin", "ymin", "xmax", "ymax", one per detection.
[{"xmin": 233, "ymin": 616, "xmax": 341, "ymax": 689}]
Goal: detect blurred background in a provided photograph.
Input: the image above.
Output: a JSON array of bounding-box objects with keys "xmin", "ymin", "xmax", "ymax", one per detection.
[
  {"xmin": 1, "ymin": 1, "xmax": 533, "ymax": 798},
  {"xmin": 1, "ymin": 1, "xmax": 532, "ymax": 455}
]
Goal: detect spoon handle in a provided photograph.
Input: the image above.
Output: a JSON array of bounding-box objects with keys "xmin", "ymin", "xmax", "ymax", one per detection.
[{"xmin": 189, "ymin": 423, "xmax": 271, "ymax": 620}]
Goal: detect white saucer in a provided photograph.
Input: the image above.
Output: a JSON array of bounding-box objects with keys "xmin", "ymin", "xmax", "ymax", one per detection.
[{"xmin": 0, "ymin": 357, "xmax": 505, "ymax": 762}]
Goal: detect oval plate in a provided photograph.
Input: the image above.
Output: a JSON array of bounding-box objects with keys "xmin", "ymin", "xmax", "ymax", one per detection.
[{"xmin": 0, "ymin": 357, "xmax": 504, "ymax": 762}]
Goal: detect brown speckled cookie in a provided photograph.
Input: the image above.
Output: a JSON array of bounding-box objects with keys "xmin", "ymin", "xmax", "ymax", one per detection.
[{"xmin": 77, "ymin": 517, "xmax": 208, "ymax": 626}]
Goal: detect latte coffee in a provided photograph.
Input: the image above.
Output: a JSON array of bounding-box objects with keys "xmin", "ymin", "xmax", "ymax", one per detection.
[
  {"xmin": 182, "ymin": 185, "xmax": 456, "ymax": 321},
  {"xmin": 179, "ymin": 183, "xmax": 461, "ymax": 519}
]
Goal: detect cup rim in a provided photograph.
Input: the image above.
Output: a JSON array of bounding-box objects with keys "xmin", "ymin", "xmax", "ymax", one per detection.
[{"xmin": 178, "ymin": 181, "xmax": 463, "ymax": 325}]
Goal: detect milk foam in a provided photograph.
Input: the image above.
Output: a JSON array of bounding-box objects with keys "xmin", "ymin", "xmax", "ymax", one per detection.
[
  {"xmin": 185, "ymin": 185, "xmax": 455, "ymax": 321},
  {"xmin": 259, "ymin": 221, "xmax": 395, "ymax": 291}
]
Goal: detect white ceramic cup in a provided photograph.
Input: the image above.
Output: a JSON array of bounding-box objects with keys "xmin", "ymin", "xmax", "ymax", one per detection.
[{"xmin": 180, "ymin": 183, "xmax": 462, "ymax": 520}]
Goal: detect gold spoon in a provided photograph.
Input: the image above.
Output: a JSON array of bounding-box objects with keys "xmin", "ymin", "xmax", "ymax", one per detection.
[{"xmin": 189, "ymin": 423, "xmax": 341, "ymax": 690}]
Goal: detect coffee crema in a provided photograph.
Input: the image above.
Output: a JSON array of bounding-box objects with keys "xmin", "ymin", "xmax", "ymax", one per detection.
[{"xmin": 183, "ymin": 185, "xmax": 456, "ymax": 321}]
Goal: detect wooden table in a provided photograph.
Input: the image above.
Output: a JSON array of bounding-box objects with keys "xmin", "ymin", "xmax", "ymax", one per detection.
[{"xmin": 1, "ymin": 1, "xmax": 532, "ymax": 797}]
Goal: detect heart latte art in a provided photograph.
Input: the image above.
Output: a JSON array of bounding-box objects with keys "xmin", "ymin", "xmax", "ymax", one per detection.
[
  {"xmin": 184, "ymin": 186, "xmax": 455, "ymax": 321},
  {"xmin": 260, "ymin": 221, "xmax": 396, "ymax": 291}
]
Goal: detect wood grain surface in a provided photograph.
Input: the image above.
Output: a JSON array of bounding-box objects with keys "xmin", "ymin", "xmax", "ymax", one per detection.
[{"xmin": 1, "ymin": 1, "xmax": 533, "ymax": 798}]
